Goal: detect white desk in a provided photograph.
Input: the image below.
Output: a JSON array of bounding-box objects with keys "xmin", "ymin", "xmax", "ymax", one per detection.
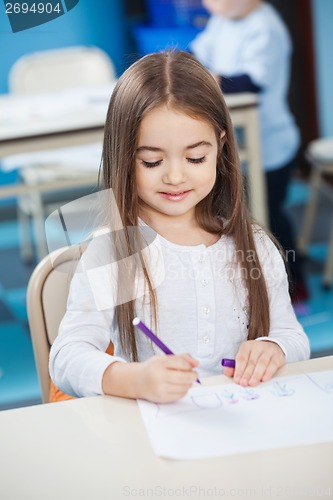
[
  {"xmin": 0, "ymin": 356, "xmax": 332, "ymax": 500},
  {"xmin": 226, "ymin": 93, "xmax": 267, "ymax": 228},
  {"xmin": 0, "ymin": 88, "xmax": 267, "ymax": 226}
]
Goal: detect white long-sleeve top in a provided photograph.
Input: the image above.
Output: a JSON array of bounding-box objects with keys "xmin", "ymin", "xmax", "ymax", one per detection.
[{"xmin": 49, "ymin": 226, "xmax": 310, "ymax": 397}]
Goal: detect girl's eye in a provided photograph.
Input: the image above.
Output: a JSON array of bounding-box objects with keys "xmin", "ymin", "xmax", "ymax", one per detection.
[
  {"xmin": 187, "ymin": 156, "xmax": 206, "ymax": 164},
  {"xmin": 141, "ymin": 160, "xmax": 162, "ymax": 168}
]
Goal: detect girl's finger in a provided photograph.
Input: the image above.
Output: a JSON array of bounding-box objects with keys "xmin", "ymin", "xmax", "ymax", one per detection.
[
  {"xmin": 163, "ymin": 354, "xmax": 198, "ymax": 372},
  {"xmin": 235, "ymin": 349, "xmax": 262, "ymax": 386},
  {"xmin": 261, "ymin": 356, "xmax": 284, "ymax": 383},
  {"xmin": 233, "ymin": 345, "xmax": 252, "ymax": 383},
  {"xmin": 166, "ymin": 369, "xmax": 198, "ymax": 386},
  {"xmin": 182, "ymin": 353, "xmax": 199, "ymax": 367},
  {"xmin": 223, "ymin": 367, "xmax": 235, "ymax": 378},
  {"xmin": 247, "ymin": 353, "xmax": 272, "ymax": 386}
]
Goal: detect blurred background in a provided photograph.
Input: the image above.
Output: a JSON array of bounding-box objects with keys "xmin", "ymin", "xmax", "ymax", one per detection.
[{"xmin": 0, "ymin": 0, "xmax": 333, "ymax": 410}]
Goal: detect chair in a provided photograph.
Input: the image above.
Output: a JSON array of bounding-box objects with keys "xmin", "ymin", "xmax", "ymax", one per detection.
[
  {"xmin": 8, "ymin": 46, "xmax": 116, "ymax": 263},
  {"xmin": 298, "ymin": 137, "xmax": 333, "ymax": 288},
  {"xmin": 9, "ymin": 46, "xmax": 115, "ymax": 94},
  {"xmin": 26, "ymin": 245, "xmax": 82, "ymax": 403}
]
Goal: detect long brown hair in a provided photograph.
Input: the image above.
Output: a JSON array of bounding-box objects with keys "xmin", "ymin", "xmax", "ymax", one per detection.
[{"xmin": 101, "ymin": 50, "xmax": 270, "ymax": 361}]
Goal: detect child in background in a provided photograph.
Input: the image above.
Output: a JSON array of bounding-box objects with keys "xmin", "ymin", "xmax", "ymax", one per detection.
[
  {"xmin": 190, "ymin": 0, "xmax": 308, "ymax": 303},
  {"xmin": 49, "ymin": 51, "xmax": 310, "ymax": 403}
]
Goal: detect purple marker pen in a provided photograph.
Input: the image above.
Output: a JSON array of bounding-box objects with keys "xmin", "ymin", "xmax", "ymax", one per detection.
[
  {"xmin": 133, "ymin": 317, "xmax": 201, "ymax": 384},
  {"xmin": 221, "ymin": 358, "xmax": 236, "ymax": 368}
]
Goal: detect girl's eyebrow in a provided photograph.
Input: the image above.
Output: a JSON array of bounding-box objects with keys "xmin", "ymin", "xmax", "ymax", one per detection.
[
  {"xmin": 187, "ymin": 140, "xmax": 213, "ymax": 150},
  {"xmin": 136, "ymin": 141, "xmax": 213, "ymax": 153}
]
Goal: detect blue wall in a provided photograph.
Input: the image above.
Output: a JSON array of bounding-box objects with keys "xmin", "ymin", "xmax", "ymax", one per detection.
[
  {"xmin": 311, "ymin": 0, "xmax": 333, "ymax": 137},
  {"xmin": 0, "ymin": 0, "xmax": 130, "ymax": 93}
]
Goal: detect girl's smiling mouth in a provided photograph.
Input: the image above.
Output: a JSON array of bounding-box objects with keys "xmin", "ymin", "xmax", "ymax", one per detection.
[{"xmin": 158, "ymin": 190, "xmax": 192, "ymax": 201}]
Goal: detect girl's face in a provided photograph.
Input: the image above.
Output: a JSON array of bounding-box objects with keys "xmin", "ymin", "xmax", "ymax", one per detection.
[
  {"xmin": 203, "ymin": 0, "xmax": 260, "ymax": 19},
  {"xmin": 135, "ymin": 105, "xmax": 219, "ymax": 226}
]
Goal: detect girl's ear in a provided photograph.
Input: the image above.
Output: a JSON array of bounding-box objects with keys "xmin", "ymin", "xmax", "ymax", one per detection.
[
  {"xmin": 220, "ymin": 130, "xmax": 226, "ymax": 145},
  {"xmin": 218, "ymin": 130, "xmax": 226, "ymax": 154}
]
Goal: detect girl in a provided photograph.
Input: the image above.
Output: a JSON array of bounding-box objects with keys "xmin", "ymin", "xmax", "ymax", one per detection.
[{"xmin": 49, "ymin": 51, "xmax": 310, "ymax": 403}]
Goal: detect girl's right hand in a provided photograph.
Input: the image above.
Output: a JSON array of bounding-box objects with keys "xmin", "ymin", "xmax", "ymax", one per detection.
[{"xmin": 136, "ymin": 354, "xmax": 199, "ymax": 403}]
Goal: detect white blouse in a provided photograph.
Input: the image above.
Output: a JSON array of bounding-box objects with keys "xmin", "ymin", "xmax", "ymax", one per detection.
[{"xmin": 49, "ymin": 226, "xmax": 310, "ymax": 397}]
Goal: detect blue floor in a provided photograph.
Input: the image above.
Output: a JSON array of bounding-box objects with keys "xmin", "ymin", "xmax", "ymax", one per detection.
[
  {"xmin": 0, "ymin": 177, "xmax": 332, "ymax": 410},
  {"xmin": 0, "ymin": 236, "xmax": 41, "ymax": 410}
]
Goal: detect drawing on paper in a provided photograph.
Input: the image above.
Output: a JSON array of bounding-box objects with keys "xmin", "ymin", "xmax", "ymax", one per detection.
[
  {"xmin": 271, "ymin": 381, "xmax": 295, "ymax": 397},
  {"xmin": 241, "ymin": 387, "xmax": 260, "ymax": 400},
  {"xmin": 138, "ymin": 371, "xmax": 333, "ymax": 460},
  {"xmin": 220, "ymin": 389, "xmax": 239, "ymax": 404},
  {"xmin": 153, "ymin": 370, "xmax": 333, "ymax": 420},
  {"xmin": 306, "ymin": 373, "xmax": 333, "ymax": 394},
  {"xmin": 154, "ymin": 381, "xmax": 278, "ymax": 419},
  {"xmin": 155, "ymin": 393, "xmax": 223, "ymax": 418},
  {"xmin": 192, "ymin": 394, "xmax": 223, "ymax": 409}
]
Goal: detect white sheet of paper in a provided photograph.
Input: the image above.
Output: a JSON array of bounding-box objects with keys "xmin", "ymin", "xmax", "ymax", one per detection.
[{"xmin": 138, "ymin": 371, "xmax": 333, "ymax": 459}]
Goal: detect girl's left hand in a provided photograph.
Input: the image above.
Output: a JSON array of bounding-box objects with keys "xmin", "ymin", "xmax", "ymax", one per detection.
[{"xmin": 224, "ymin": 340, "xmax": 286, "ymax": 386}]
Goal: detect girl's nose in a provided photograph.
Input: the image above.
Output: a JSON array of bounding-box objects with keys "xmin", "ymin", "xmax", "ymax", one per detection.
[{"xmin": 162, "ymin": 162, "xmax": 186, "ymax": 185}]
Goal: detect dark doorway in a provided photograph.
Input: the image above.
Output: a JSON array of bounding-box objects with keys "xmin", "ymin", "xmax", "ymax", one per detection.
[{"xmin": 267, "ymin": 0, "xmax": 319, "ymax": 173}]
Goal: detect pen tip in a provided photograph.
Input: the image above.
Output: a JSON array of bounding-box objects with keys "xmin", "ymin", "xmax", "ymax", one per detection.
[{"xmin": 132, "ymin": 317, "xmax": 140, "ymax": 326}]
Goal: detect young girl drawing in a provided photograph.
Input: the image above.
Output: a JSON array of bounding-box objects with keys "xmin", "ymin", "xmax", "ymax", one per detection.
[{"xmin": 49, "ymin": 51, "xmax": 310, "ymax": 403}]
